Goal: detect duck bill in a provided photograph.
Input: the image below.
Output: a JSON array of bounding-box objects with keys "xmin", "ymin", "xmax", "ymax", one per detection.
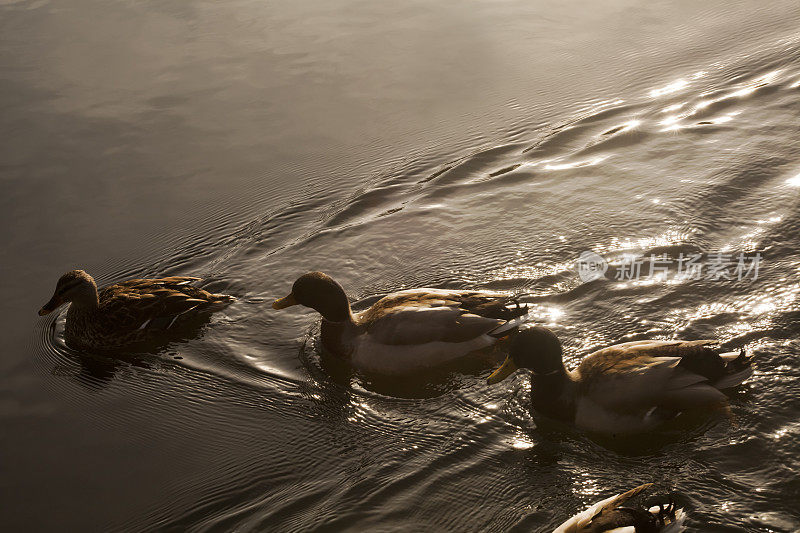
[
  {"xmin": 38, "ymin": 295, "xmax": 62, "ymax": 316},
  {"xmin": 487, "ymin": 355, "xmax": 518, "ymax": 385},
  {"xmin": 272, "ymin": 293, "xmax": 298, "ymax": 309}
]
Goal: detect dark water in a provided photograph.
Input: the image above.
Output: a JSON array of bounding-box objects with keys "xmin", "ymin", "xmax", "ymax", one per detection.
[{"xmin": 3, "ymin": 0, "xmax": 800, "ymax": 531}]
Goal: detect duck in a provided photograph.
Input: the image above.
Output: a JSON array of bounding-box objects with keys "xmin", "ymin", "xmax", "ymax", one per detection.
[
  {"xmin": 554, "ymin": 483, "xmax": 686, "ymax": 532},
  {"xmin": 272, "ymin": 271, "xmax": 531, "ymax": 377},
  {"xmin": 39, "ymin": 269, "xmax": 234, "ymax": 350},
  {"xmin": 487, "ymin": 326, "xmax": 753, "ymax": 435}
]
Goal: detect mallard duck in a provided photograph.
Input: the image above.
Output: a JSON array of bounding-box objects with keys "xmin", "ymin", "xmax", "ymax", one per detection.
[
  {"xmin": 488, "ymin": 326, "xmax": 753, "ymax": 434},
  {"xmin": 554, "ymin": 483, "xmax": 686, "ymax": 532},
  {"xmin": 38, "ymin": 269, "xmax": 234, "ymax": 350},
  {"xmin": 272, "ymin": 272, "xmax": 531, "ymax": 376}
]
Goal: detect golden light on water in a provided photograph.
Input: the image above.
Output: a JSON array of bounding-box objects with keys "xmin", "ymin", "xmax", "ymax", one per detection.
[
  {"xmin": 615, "ymin": 119, "xmax": 642, "ymax": 133},
  {"xmin": 653, "ymin": 70, "xmax": 786, "ymax": 133},
  {"xmin": 573, "ymin": 472, "xmax": 603, "ymax": 498},
  {"xmin": 649, "ymin": 79, "xmax": 689, "ymax": 98},
  {"xmin": 708, "ymin": 113, "xmax": 735, "ymax": 124},
  {"xmin": 7, "ymin": 1, "xmax": 800, "ymax": 530},
  {"xmin": 592, "ymin": 228, "xmax": 695, "ymax": 254},
  {"xmin": 660, "ymin": 114, "xmax": 681, "ymax": 126},
  {"xmin": 543, "ymin": 155, "xmax": 609, "ymax": 171},
  {"xmin": 661, "ymin": 102, "xmax": 686, "ymax": 113},
  {"xmin": 785, "ymin": 173, "xmax": 800, "ymax": 187},
  {"xmin": 770, "ymin": 426, "xmax": 791, "ymax": 440},
  {"xmin": 491, "ymin": 261, "xmax": 566, "ymax": 281},
  {"xmin": 510, "ymin": 431, "xmax": 534, "ymax": 450},
  {"xmin": 666, "ymin": 278, "xmax": 800, "ymax": 341},
  {"xmin": 662, "ymin": 123, "xmax": 685, "ymax": 133},
  {"xmin": 660, "ymin": 106, "xmax": 741, "ymax": 131},
  {"xmin": 719, "ymin": 211, "xmax": 784, "ymax": 252}
]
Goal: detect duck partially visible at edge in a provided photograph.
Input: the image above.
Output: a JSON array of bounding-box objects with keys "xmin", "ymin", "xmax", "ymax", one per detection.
[{"xmin": 554, "ymin": 482, "xmax": 686, "ymax": 532}]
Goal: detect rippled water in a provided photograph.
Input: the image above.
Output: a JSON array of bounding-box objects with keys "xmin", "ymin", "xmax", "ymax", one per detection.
[{"xmin": 3, "ymin": 0, "xmax": 800, "ymax": 531}]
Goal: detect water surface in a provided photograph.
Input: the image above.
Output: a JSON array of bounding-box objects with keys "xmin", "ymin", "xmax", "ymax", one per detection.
[{"xmin": 2, "ymin": 0, "xmax": 800, "ymax": 531}]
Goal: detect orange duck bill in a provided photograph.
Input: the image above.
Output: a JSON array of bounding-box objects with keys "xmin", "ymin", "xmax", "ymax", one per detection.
[{"xmin": 272, "ymin": 293, "xmax": 298, "ymax": 309}]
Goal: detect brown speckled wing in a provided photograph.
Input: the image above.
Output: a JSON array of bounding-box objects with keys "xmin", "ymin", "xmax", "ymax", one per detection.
[{"xmin": 98, "ymin": 277, "xmax": 223, "ymax": 331}]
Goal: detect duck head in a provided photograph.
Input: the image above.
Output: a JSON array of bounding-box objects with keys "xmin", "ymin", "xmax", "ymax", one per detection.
[
  {"xmin": 487, "ymin": 326, "xmax": 565, "ymax": 384},
  {"xmin": 39, "ymin": 270, "xmax": 99, "ymax": 316},
  {"xmin": 273, "ymin": 272, "xmax": 352, "ymax": 322}
]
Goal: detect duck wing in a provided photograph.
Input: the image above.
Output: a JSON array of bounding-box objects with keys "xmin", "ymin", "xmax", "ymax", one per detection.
[
  {"xmin": 100, "ymin": 277, "xmax": 232, "ymax": 331},
  {"xmin": 447, "ymin": 291, "xmax": 529, "ymax": 321},
  {"xmin": 575, "ymin": 341, "xmax": 730, "ymax": 417},
  {"xmin": 347, "ymin": 290, "xmax": 530, "ymax": 375},
  {"xmin": 581, "ymin": 339, "xmax": 753, "ymax": 390},
  {"xmin": 350, "ymin": 307, "xmax": 505, "ymax": 375},
  {"xmin": 362, "ymin": 306, "xmax": 506, "ymax": 345},
  {"xmin": 554, "ymin": 483, "xmax": 653, "ymax": 532},
  {"xmin": 592, "ymin": 339, "xmax": 719, "ymax": 358},
  {"xmin": 357, "ymin": 289, "xmax": 525, "ymax": 345}
]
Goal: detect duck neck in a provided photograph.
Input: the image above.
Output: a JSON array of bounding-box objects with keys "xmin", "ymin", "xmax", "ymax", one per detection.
[
  {"xmin": 309, "ymin": 282, "xmax": 353, "ymax": 323},
  {"xmin": 71, "ymin": 285, "xmax": 100, "ymax": 312},
  {"xmin": 320, "ymin": 316, "xmax": 355, "ymax": 357},
  {"xmin": 318, "ymin": 301, "xmax": 352, "ymax": 323},
  {"xmin": 530, "ymin": 366, "xmax": 575, "ymax": 420},
  {"xmin": 64, "ymin": 287, "xmax": 99, "ymax": 344}
]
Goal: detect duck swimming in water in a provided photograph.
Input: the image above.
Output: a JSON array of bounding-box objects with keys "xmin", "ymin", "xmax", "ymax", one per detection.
[
  {"xmin": 272, "ymin": 272, "xmax": 531, "ymax": 377},
  {"xmin": 39, "ymin": 270, "xmax": 234, "ymax": 350},
  {"xmin": 488, "ymin": 326, "xmax": 753, "ymax": 435}
]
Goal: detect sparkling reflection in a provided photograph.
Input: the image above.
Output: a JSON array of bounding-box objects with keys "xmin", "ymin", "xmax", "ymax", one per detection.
[
  {"xmin": 662, "ymin": 102, "xmax": 686, "ymax": 113},
  {"xmin": 543, "ymin": 155, "xmax": 609, "ymax": 171},
  {"xmin": 510, "ymin": 431, "xmax": 534, "ymax": 450},
  {"xmin": 593, "ymin": 229, "xmax": 695, "ymax": 254},
  {"xmin": 785, "ymin": 173, "xmax": 800, "ymax": 187},
  {"xmin": 573, "ymin": 472, "xmax": 603, "ymax": 498},
  {"xmin": 649, "ymin": 79, "xmax": 689, "ymax": 98}
]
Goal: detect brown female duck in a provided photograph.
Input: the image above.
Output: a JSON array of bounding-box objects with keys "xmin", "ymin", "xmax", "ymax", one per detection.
[
  {"xmin": 39, "ymin": 270, "xmax": 233, "ymax": 350},
  {"xmin": 273, "ymin": 271, "xmax": 532, "ymax": 377}
]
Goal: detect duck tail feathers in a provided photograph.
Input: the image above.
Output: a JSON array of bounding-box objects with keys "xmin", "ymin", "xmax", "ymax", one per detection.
[
  {"xmin": 488, "ymin": 310, "xmax": 536, "ymax": 338},
  {"xmin": 647, "ymin": 495, "xmax": 686, "ymax": 533},
  {"xmin": 660, "ymin": 508, "xmax": 687, "ymax": 532},
  {"xmin": 714, "ymin": 348, "xmax": 753, "ymax": 389},
  {"xmin": 554, "ymin": 484, "xmax": 653, "ymax": 533},
  {"xmin": 713, "ymin": 366, "xmax": 753, "ymax": 390},
  {"xmin": 206, "ymin": 294, "xmax": 236, "ymax": 311}
]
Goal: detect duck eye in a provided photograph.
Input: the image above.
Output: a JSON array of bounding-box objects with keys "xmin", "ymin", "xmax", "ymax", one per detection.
[{"xmin": 56, "ymin": 282, "xmax": 77, "ymax": 296}]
